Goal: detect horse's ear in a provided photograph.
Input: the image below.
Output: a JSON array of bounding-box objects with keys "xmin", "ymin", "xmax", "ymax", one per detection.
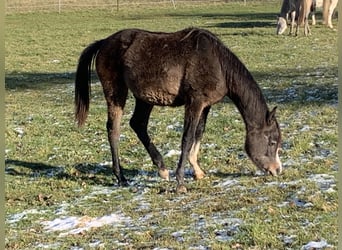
[{"xmin": 266, "ymin": 107, "xmax": 277, "ymax": 125}]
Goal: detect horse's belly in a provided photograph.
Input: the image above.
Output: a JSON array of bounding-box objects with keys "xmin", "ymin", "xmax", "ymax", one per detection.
[
  {"xmin": 137, "ymin": 88, "xmax": 183, "ymax": 106},
  {"xmin": 125, "ymin": 65, "xmax": 184, "ymax": 106}
]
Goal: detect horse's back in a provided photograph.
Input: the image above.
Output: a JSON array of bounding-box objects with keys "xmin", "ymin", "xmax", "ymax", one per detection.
[{"xmin": 96, "ymin": 28, "xmax": 227, "ymax": 106}]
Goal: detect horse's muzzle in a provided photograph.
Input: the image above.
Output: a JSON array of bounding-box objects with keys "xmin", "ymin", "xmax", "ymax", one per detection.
[{"xmin": 267, "ymin": 162, "xmax": 282, "ymax": 176}]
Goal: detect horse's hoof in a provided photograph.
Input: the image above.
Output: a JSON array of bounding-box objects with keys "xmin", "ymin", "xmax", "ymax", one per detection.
[
  {"xmin": 194, "ymin": 170, "xmax": 205, "ymax": 180},
  {"xmin": 176, "ymin": 185, "xmax": 187, "ymax": 193},
  {"xmin": 159, "ymin": 168, "xmax": 170, "ymax": 181}
]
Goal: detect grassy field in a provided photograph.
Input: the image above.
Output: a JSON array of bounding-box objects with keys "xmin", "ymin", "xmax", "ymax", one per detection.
[{"xmin": 5, "ymin": 2, "xmax": 338, "ymax": 249}]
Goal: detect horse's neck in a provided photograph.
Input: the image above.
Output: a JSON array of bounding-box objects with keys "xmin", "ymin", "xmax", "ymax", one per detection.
[{"xmin": 226, "ymin": 69, "xmax": 268, "ymax": 130}]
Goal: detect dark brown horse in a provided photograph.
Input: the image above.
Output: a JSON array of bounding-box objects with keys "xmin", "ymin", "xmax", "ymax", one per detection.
[{"xmin": 75, "ymin": 28, "xmax": 282, "ymax": 193}]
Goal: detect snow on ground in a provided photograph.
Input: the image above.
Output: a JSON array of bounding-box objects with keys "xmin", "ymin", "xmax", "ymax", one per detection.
[
  {"xmin": 6, "ymin": 156, "xmax": 337, "ymax": 249},
  {"xmin": 41, "ymin": 213, "xmax": 132, "ymax": 237}
]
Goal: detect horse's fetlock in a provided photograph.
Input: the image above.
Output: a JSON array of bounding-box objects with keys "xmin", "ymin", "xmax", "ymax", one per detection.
[
  {"xmin": 176, "ymin": 185, "xmax": 187, "ymax": 193},
  {"xmin": 159, "ymin": 168, "xmax": 170, "ymax": 181}
]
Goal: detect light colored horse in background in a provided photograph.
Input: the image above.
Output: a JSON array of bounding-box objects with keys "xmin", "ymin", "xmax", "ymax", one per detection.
[
  {"xmin": 277, "ymin": 0, "xmax": 314, "ymax": 36},
  {"xmin": 322, "ymin": 0, "xmax": 338, "ymax": 28}
]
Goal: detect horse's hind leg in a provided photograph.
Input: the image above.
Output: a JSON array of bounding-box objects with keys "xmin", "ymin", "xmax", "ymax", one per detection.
[
  {"xmin": 129, "ymin": 98, "xmax": 169, "ymax": 180},
  {"xmin": 176, "ymin": 103, "xmax": 205, "ymax": 193},
  {"xmin": 188, "ymin": 106, "xmax": 211, "ymax": 180},
  {"xmin": 103, "ymin": 82, "xmax": 129, "ymax": 186}
]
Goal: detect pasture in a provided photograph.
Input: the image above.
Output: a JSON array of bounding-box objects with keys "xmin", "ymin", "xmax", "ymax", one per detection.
[{"xmin": 5, "ymin": 1, "xmax": 338, "ymax": 249}]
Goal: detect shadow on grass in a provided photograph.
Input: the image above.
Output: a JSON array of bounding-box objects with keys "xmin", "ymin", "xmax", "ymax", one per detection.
[
  {"xmin": 5, "ymin": 72, "xmax": 75, "ymax": 90},
  {"xmin": 5, "ymin": 159, "xmax": 111, "ymax": 186},
  {"xmin": 125, "ymin": 10, "xmax": 279, "ymax": 23},
  {"xmin": 5, "ymin": 159, "xmax": 256, "ymax": 189},
  {"xmin": 5, "ymin": 159, "xmax": 154, "ymax": 186},
  {"xmin": 5, "ymin": 72, "xmax": 97, "ymax": 90}
]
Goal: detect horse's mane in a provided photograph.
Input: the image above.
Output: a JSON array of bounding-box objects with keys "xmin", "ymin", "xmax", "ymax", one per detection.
[{"xmin": 182, "ymin": 27, "xmax": 268, "ymax": 126}]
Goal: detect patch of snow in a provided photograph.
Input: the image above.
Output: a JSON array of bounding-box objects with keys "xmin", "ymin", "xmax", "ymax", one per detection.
[
  {"xmin": 35, "ymin": 242, "xmax": 61, "ymax": 249},
  {"xmin": 215, "ymin": 179, "xmax": 239, "ymax": 188},
  {"xmin": 89, "ymin": 240, "xmax": 104, "ymax": 248},
  {"xmin": 7, "ymin": 209, "xmax": 45, "ymax": 224},
  {"xmin": 300, "ymin": 125, "xmax": 311, "ymax": 131},
  {"xmin": 164, "ymin": 149, "xmax": 181, "ymax": 157},
  {"xmin": 215, "ymin": 229, "xmax": 234, "ymax": 242},
  {"xmin": 277, "ymin": 198, "xmax": 313, "ymax": 208},
  {"xmin": 41, "ymin": 213, "xmax": 132, "ymax": 237},
  {"xmin": 309, "ymin": 174, "xmax": 336, "ymax": 193},
  {"xmin": 14, "ymin": 127, "xmax": 24, "ymax": 137},
  {"xmin": 171, "ymin": 230, "xmax": 185, "ymax": 242},
  {"xmin": 301, "ymin": 239, "xmax": 332, "ymax": 249}
]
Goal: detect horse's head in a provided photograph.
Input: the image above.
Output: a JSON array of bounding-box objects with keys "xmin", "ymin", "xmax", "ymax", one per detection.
[
  {"xmin": 245, "ymin": 107, "xmax": 282, "ymax": 176},
  {"xmin": 276, "ymin": 17, "xmax": 287, "ymax": 35}
]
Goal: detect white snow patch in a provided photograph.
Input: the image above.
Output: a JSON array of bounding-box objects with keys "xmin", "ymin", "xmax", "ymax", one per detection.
[
  {"xmin": 309, "ymin": 174, "xmax": 336, "ymax": 193},
  {"xmin": 41, "ymin": 213, "xmax": 131, "ymax": 237},
  {"xmin": 301, "ymin": 239, "xmax": 332, "ymax": 249},
  {"xmin": 164, "ymin": 149, "xmax": 181, "ymax": 157},
  {"xmin": 215, "ymin": 179, "xmax": 240, "ymax": 188},
  {"xmin": 7, "ymin": 209, "xmax": 45, "ymax": 224},
  {"xmin": 14, "ymin": 127, "xmax": 25, "ymax": 137}
]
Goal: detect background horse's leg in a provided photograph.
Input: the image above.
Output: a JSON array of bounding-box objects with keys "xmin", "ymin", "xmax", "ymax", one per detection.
[
  {"xmin": 304, "ymin": 17, "xmax": 311, "ymax": 35},
  {"xmin": 176, "ymin": 103, "xmax": 205, "ymax": 193},
  {"xmin": 188, "ymin": 106, "xmax": 211, "ymax": 180},
  {"xmin": 322, "ymin": 0, "xmax": 328, "ymax": 25},
  {"xmin": 129, "ymin": 99, "xmax": 169, "ymax": 180},
  {"xmin": 102, "ymin": 82, "xmax": 128, "ymax": 186},
  {"xmin": 289, "ymin": 11, "xmax": 296, "ymax": 35},
  {"xmin": 327, "ymin": 0, "xmax": 338, "ymax": 28},
  {"xmin": 311, "ymin": 0, "xmax": 316, "ymax": 25}
]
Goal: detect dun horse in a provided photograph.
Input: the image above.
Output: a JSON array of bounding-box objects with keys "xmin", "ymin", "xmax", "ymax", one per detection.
[
  {"xmin": 277, "ymin": 0, "xmax": 314, "ymax": 36},
  {"xmin": 75, "ymin": 28, "xmax": 282, "ymax": 192}
]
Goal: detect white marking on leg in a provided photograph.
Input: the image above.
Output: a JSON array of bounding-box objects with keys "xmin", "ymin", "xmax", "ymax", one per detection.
[
  {"xmin": 189, "ymin": 141, "xmax": 205, "ymax": 180},
  {"xmin": 276, "ymin": 148, "xmax": 282, "ymax": 174}
]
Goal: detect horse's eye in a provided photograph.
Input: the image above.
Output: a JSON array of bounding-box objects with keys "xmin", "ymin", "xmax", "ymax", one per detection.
[{"xmin": 269, "ymin": 140, "xmax": 277, "ymax": 147}]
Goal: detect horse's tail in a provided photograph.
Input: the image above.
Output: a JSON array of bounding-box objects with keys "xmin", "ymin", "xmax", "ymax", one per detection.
[{"xmin": 75, "ymin": 39, "xmax": 104, "ymax": 127}]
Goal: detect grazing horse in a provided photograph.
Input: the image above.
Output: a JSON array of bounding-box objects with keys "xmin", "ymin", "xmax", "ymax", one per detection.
[
  {"xmin": 277, "ymin": 0, "xmax": 315, "ymax": 36},
  {"xmin": 75, "ymin": 28, "xmax": 282, "ymax": 192},
  {"xmin": 322, "ymin": 0, "xmax": 338, "ymax": 28}
]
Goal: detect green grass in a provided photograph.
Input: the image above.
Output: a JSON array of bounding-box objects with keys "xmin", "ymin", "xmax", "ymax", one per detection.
[{"xmin": 5, "ymin": 2, "xmax": 338, "ymax": 249}]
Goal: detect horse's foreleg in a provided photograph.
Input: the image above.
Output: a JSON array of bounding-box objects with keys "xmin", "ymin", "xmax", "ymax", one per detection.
[
  {"xmin": 305, "ymin": 18, "xmax": 311, "ymax": 36},
  {"xmin": 311, "ymin": 13, "xmax": 316, "ymax": 25},
  {"xmin": 327, "ymin": 0, "xmax": 338, "ymax": 28},
  {"xmin": 129, "ymin": 99, "xmax": 169, "ymax": 180},
  {"xmin": 289, "ymin": 11, "xmax": 296, "ymax": 35},
  {"xmin": 188, "ymin": 106, "xmax": 211, "ymax": 180},
  {"xmin": 176, "ymin": 103, "xmax": 205, "ymax": 193}
]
